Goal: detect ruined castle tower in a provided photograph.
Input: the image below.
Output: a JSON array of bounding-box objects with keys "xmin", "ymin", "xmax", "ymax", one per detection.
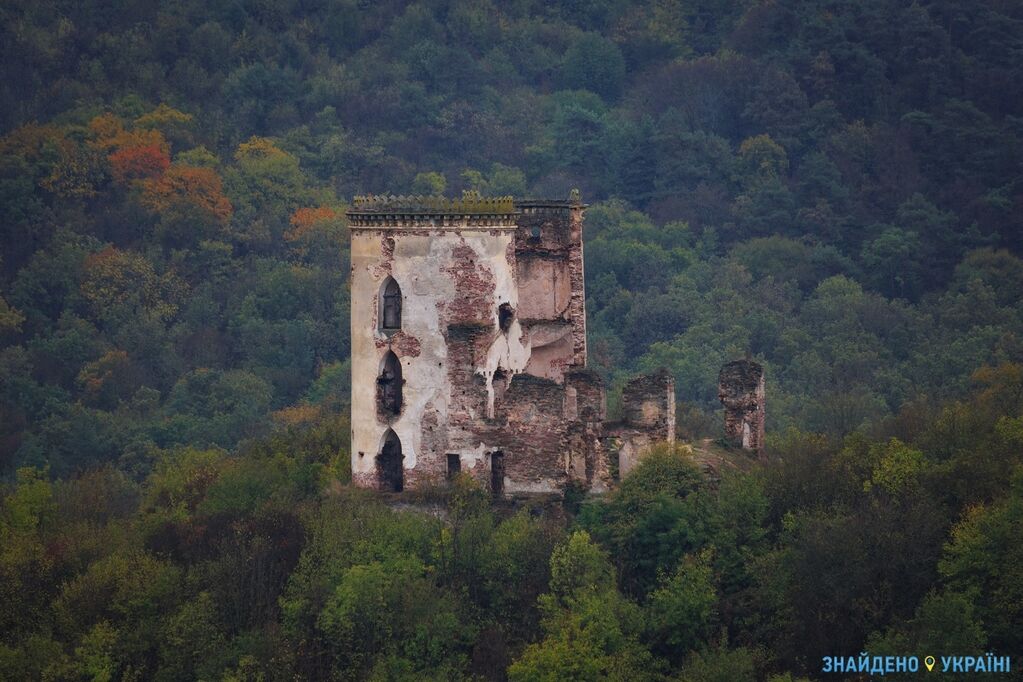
[
  {"xmin": 348, "ymin": 194, "xmax": 674, "ymax": 496},
  {"xmin": 718, "ymin": 359, "xmax": 766, "ymax": 457}
]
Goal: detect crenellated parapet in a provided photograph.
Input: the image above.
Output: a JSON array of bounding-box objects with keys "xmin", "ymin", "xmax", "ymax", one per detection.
[
  {"xmin": 352, "ymin": 192, "xmax": 516, "ymax": 213},
  {"xmin": 348, "ymin": 192, "xmax": 517, "ymax": 227}
]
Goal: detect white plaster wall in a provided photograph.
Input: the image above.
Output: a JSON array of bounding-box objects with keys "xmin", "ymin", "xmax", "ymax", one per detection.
[{"xmin": 350, "ymin": 225, "xmax": 520, "ymax": 482}]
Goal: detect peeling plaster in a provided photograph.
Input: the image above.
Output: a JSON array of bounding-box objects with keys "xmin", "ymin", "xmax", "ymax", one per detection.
[{"xmin": 476, "ymin": 319, "xmax": 531, "ymax": 418}]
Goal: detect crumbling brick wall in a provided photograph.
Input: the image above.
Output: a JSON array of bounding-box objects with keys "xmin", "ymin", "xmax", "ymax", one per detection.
[
  {"xmin": 606, "ymin": 369, "xmax": 676, "ymax": 478},
  {"xmin": 718, "ymin": 359, "xmax": 766, "ymax": 457},
  {"xmin": 513, "ymin": 201, "xmax": 587, "ymax": 380}
]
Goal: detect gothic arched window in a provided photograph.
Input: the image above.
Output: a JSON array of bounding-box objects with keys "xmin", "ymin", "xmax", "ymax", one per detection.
[
  {"xmin": 377, "ymin": 351, "xmax": 402, "ymax": 417},
  {"xmin": 380, "ymin": 277, "xmax": 402, "ymax": 332}
]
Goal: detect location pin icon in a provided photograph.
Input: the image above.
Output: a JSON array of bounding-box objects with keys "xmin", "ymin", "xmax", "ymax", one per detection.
[{"xmin": 924, "ymin": 656, "xmax": 935, "ymax": 672}]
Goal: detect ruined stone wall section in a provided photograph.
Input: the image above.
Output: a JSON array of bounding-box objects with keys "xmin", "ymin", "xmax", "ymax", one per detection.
[
  {"xmin": 718, "ymin": 360, "xmax": 766, "ymax": 457},
  {"xmin": 621, "ymin": 369, "xmax": 676, "ymax": 437},
  {"xmin": 566, "ymin": 369, "xmax": 606, "ymax": 424},
  {"xmin": 513, "ymin": 202, "xmax": 588, "ymax": 381},
  {"xmin": 566, "ymin": 205, "xmax": 587, "ymax": 367},
  {"xmin": 456, "ymin": 371, "xmax": 610, "ymax": 495},
  {"xmin": 609, "ymin": 369, "xmax": 677, "ymax": 477},
  {"xmin": 444, "ymin": 326, "xmax": 502, "ymax": 474}
]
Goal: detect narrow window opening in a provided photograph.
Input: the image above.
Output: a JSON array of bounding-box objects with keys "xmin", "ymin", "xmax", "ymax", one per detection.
[
  {"xmin": 492, "ymin": 368, "xmax": 510, "ymax": 412},
  {"xmin": 529, "ymin": 225, "xmax": 541, "ymax": 241},
  {"xmin": 377, "ymin": 430, "xmax": 404, "ymax": 492},
  {"xmin": 491, "ymin": 451, "xmax": 505, "ymax": 496},
  {"xmin": 446, "ymin": 454, "xmax": 461, "ymax": 480},
  {"xmin": 380, "ymin": 277, "xmax": 402, "ymax": 332},
  {"xmin": 377, "ymin": 351, "xmax": 403, "ymax": 417},
  {"xmin": 498, "ymin": 303, "xmax": 514, "ymax": 332}
]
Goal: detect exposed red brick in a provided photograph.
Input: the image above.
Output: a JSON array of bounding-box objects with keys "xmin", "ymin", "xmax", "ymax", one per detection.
[
  {"xmin": 441, "ymin": 240, "xmax": 497, "ymax": 326},
  {"xmin": 376, "ymin": 330, "xmax": 422, "ymax": 357}
]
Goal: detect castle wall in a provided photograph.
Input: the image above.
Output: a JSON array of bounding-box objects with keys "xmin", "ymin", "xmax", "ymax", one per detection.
[
  {"xmin": 349, "ymin": 219, "xmax": 521, "ymax": 489},
  {"xmin": 348, "ymin": 197, "xmax": 677, "ymax": 497}
]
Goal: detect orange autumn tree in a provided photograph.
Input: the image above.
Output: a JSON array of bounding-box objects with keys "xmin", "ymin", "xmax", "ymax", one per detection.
[
  {"xmin": 88, "ymin": 113, "xmax": 168, "ymax": 154},
  {"xmin": 109, "ymin": 143, "xmax": 171, "ymax": 184},
  {"xmin": 39, "ymin": 137, "xmax": 106, "ymax": 199},
  {"xmin": 0, "ymin": 123, "xmax": 102, "ymax": 198},
  {"xmin": 286, "ymin": 206, "xmax": 346, "ymax": 258},
  {"xmin": 88, "ymin": 112, "xmax": 173, "ymax": 185},
  {"xmin": 76, "ymin": 349, "xmax": 140, "ymax": 408},
  {"xmin": 141, "ymin": 164, "xmax": 233, "ymax": 226},
  {"xmin": 0, "ymin": 122, "xmax": 64, "ymax": 161}
]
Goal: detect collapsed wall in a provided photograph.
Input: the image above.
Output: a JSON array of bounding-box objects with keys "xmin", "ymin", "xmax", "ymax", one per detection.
[{"xmin": 605, "ymin": 369, "xmax": 677, "ymax": 478}]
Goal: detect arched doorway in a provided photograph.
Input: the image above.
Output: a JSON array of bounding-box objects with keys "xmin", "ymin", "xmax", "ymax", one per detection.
[{"xmin": 377, "ymin": 429, "xmax": 403, "ymax": 492}]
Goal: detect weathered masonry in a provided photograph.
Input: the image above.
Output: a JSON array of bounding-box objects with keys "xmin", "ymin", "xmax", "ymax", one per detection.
[
  {"xmin": 348, "ymin": 193, "xmax": 674, "ymax": 496},
  {"xmin": 718, "ymin": 359, "xmax": 766, "ymax": 458}
]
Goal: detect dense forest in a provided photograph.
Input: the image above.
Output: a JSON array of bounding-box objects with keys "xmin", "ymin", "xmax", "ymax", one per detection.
[{"xmin": 1, "ymin": 0, "xmax": 1022, "ymax": 679}]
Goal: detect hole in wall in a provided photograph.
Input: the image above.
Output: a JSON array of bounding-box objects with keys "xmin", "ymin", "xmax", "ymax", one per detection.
[
  {"xmin": 490, "ymin": 451, "xmax": 504, "ymax": 496},
  {"xmin": 446, "ymin": 454, "xmax": 461, "ymax": 479},
  {"xmin": 498, "ymin": 303, "xmax": 514, "ymax": 332}
]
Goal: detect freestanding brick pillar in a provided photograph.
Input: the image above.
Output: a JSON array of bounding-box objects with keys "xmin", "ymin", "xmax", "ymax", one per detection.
[{"xmin": 718, "ymin": 359, "xmax": 765, "ymax": 457}]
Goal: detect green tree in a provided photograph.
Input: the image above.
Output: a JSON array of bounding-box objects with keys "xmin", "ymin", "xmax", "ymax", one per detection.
[
  {"xmin": 411, "ymin": 171, "xmax": 446, "ymax": 195},
  {"xmin": 560, "ymin": 33, "xmax": 626, "ymax": 101},
  {"xmin": 645, "ymin": 551, "xmax": 717, "ymax": 661},
  {"xmin": 508, "ymin": 531, "xmax": 656, "ymax": 681},
  {"xmin": 317, "ymin": 555, "xmax": 472, "ymax": 676},
  {"xmin": 868, "ymin": 590, "xmax": 986, "ymax": 675},
  {"xmin": 578, "ymin": 444, "xmax": 708, "ymax": 597},
  {"xmin": 939, "ymin": 468, "xmax": 1023, "ymax": 652}
]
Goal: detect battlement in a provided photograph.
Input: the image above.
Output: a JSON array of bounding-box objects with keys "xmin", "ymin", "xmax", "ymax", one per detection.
[
  {"xmin": 348, "ymin": 194, "xmax": 516, "ymax": 228},
  {"xmin": 515, "ymin": 198, "xmax": 587, "ymax": 213},
  {"xmin": 351, "ymin": 193, "xmax": 516, "ymax": 214},
  {"xmin": 347, "ymin": 193, "xmax": 587, "ymax": 228}
]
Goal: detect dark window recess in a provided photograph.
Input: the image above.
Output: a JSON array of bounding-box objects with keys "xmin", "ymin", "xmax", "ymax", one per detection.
[
  {"xmin": 492, "ymin": 368, "xmax": 509, "ymax": 409},
  {"xmin": 381, "ymin": 278, "xmax": 402, "ymax": 331},
  {"xmin": 446, "ymin": 454, "xmax": 461, "ymax": 479},
  {"xmin": 530, "ymin": 225, "xmax": 542, "ymax": 241},
  {"xmin": 491, "ymin": 451, "xmax": 505, "ymax": 496},
  {"xmin": 498, "ymin": 303, "xmax": 514, "ymax": 332},
  {"xmin": 377, "ymin": 351, "xmax": 402, "ymax": 416},
  {"xmin": 377, "ymin": 430, "xmax": 403, "ymax": 492}
]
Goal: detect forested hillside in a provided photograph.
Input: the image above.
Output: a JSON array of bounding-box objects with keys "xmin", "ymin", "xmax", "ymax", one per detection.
[{"xmin": 2, "ymin": 0, "xmax": 1022, "ymax": 679}]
